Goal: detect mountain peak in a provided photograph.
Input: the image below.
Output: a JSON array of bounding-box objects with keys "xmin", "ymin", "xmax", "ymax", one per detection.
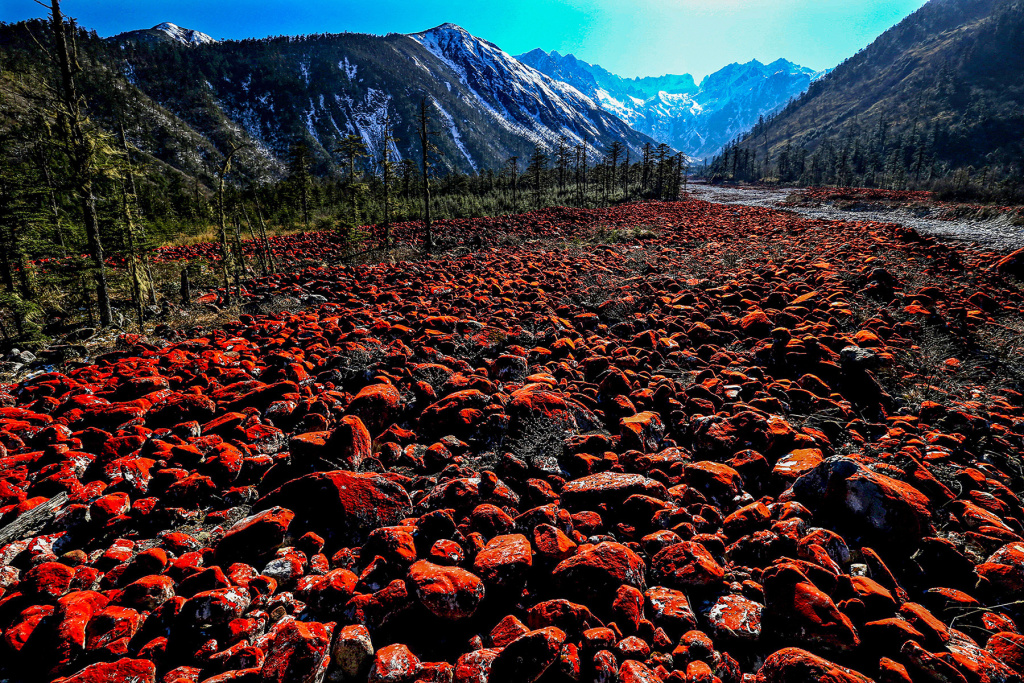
[
  {"xmin": 151, "ymin": 22, "xmax": 217, "ymax": 46},
  {"xmin": 417, "ymin": 23, "xmax": 472, "ymax": 36},
  {"xmin": 112, "ymin": 22, "xmax": 216, "ymax": 47}
]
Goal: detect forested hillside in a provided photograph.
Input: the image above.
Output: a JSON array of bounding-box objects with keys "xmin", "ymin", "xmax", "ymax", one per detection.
[{"xmin": 712, "ymin": 0, "xmax": 1024, "ymax": 196}]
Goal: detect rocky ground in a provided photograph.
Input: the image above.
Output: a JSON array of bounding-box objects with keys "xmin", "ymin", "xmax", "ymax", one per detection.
[{"xmin": 2, "ymin": 197, "xmax": 1024, "ymax": 683}]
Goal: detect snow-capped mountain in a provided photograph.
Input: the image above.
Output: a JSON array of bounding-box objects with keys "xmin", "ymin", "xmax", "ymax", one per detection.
[
  {"xmin": 409, "ymin": 24, "xmax": 654, "ymax": 157},
  {"xmin": 113, "ymin": 23, "xmax": 217, "ymax": 47},
  {"xmin": 152, "ymin": 23, "xmax": 217, "ymax": 46},
  {"xmin": 99, "ymin": 23, "xmax": 658, "ymax": 179},
  {"xmin": 519, "ymin": 50, "xmax": 828, "ymax": 159}
]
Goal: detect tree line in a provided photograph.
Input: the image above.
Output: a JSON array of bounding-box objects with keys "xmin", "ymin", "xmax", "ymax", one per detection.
[{"xmin": 706, "ymin": 110, "xmax": 1023, "ymax": 204}]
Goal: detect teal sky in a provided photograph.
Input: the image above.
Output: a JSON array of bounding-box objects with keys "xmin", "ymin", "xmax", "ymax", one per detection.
[{"xmin": 1, "ymin": 0, "xmax": 931, "ymax": 79}]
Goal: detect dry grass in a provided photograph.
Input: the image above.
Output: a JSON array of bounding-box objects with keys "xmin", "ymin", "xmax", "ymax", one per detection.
[{"xmin": 161, "ymin": 221, "xmax": 312, "ymax": 249}]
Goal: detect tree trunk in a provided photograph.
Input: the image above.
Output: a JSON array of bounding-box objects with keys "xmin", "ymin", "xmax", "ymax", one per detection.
[
  {"xmin": 217, "ymin": 155, "xmax": 234, "ymax": 305},
  {"xmin": 50, "ymin": 0, "xmax": 111, "ymax": 326},
  {"xmin": 419, "ymin": 98, "xmax": 433, "ymax": 253},
  {"xmin": 180, "ymin": 267, "xmax": 191, "ymax": 305}
]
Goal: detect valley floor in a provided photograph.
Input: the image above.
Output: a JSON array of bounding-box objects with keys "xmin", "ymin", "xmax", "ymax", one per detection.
[
  {"xmin": 687, "ymin": 182, "xmax": 1024, "ymax": 252},
  {"xmin": 2, "ymin": 195, "xmax": 1024, "ymax": 683}
]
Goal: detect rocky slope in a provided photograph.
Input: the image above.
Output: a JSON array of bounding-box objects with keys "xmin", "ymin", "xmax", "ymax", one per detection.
[{"xmin": 519, "ymin": 50, "xmax": 826, "ymax": 159}]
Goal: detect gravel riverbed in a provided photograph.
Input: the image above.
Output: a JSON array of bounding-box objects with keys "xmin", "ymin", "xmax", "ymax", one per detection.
[{"xmin": 686, "ymin": 182, "xmax": 1024, "ymax": 252}]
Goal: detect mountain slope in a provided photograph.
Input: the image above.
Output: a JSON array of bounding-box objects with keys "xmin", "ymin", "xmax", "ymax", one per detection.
[
  {"xmin": 409, "ymin": 24, "xmax": 655, "ymax": 156},
  {"xmin": 730, "ymin": 0, "xmax": 1024, "ymax": 180},
  {"xmin": 114, "ymin": 21, "xmax": 657, "ymax": 177},
  {"xmin": 519, "ymin": 50, "xmax": 824, "ymax": 159},
  {"xmin": 0, "ymin": 20, "xmax": 659, "ymax": 185}
]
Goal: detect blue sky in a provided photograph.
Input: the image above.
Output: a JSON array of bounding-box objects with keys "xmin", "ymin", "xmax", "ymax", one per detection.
[{"xmin": 1, "ymin": 0, "xmax": 930, "ymax": 79}]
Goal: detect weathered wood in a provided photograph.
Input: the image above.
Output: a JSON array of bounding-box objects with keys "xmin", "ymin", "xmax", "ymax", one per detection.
[{"xmin": 0, "ymin": 492, "xmax": 69, "ymax": 546}]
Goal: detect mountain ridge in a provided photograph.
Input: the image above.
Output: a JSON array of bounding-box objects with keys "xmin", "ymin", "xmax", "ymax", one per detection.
[
  {"xmin": 518, "ymin": 49, "xmax": 827, "ymax": 159},
  {"xmin": 0, "ymin": 19, "xmax": 660, "ymax": 188},
  {"xmin": 113, "ymin": 22, "xmax": 218, "ymax": 47}
]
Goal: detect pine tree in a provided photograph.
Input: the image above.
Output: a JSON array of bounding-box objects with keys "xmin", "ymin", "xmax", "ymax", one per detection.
[
  {"xmin": 506, "ymin": 156, "xmax": 520, "ymax": 214},
  {"xmin": 335, "ymin": 134, "xmax": 367, "ymax": 235},
  {"xmin": 377, "ymin": 109, "xmax": 399, "ymax": 248},
  {"xmin": 527, "ymin": 145, "xmax": 547, "ymax": 209},
  {"xmin": 555, "ymin": 136, "xmax": 570, "ymax": 195}
]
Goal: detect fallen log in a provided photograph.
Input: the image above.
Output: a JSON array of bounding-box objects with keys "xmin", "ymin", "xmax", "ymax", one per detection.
[{"xmin": 0, "ymin": 492, "xmax": 69, "ymax": 546}]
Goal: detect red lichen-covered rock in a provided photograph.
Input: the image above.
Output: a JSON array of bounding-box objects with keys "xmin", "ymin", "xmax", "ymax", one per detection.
[
  {"xmin": 489, "ymin": 615, "xmax": 530, "ymax": 647},
  {"xmin": 45, "ymin": 590, "xmax": 111, "ymax": 676},
  {"xmin": 22, "ymin": 561, "xmax": 75, "ymax": 599},
  {"xmin": 473, "ymin": 533, "xmax": 533, "ymax": 589},
  {"xmin": 793, "ymin": 457, "xmax": 933, "ymax": 547},
  {"xmin": 489, "ymin": 627, "xmax": 566, "ymax": 683},
  {"xmin": 617, "ymin": 660, "xmax": 662, "ymax": 683},
  {"xmin": 761, "ymin": 564, "xmax": 860, "ymax": 655},
  {"xmin": 329, "ymin": 415, "xmax": 373, "ymax": 470},
  {"xmin": 454, "ymin": 648, "xmax": 499, "ymax": 683},
  {"xmin": 215, "ymin": 507, "xmax": 295, "ymax": 565},
  {"xmin": 406, "ymin": 560, "xmax": 485, "ymax": 620},
  {"xmin": 619, "ymin": 412, "xmax": 665, "ymax": 452},
  {"xmin": 975, "ymin": 541, "xmax": 1024, "ymax": 596},
  {"xmin": 552, "ymin": 542, "xmax": 646, "ymax": 608},
  {"xmin": 260, "ymin": 617, "xmax": 334, "ymax": 683},
  {"xmin": 181, "ymin": 586, "xmax": 250, "ymax": 627},
  {"xmin": 346, "ymin": 384, "xmax": 402, "ymax": 435},
  {"xmin": 684, "ymin": 461, "xmax": 744, "ymax": 505},
  {"xmin": 51, "ymin": 657, "xmax": 156, "ymax": 683},
  {"xmin": 256, "ymin": 470, "xmax": 412, "ymax": 546},
  {"xmin": 532, "ymin": 524, "xmax": 577, "ymax": 563},
  {"xmin": 756, "ymin": 648, "xmax": 873, "ymax": 683},
  {"xmin": 369, "ymin": 643, "xmax": 422, "ymax": 683},
  {"xmin": 987, "ymin": 632, "xmax": 1024, "ymax": 674},
  {"xmin": 4, "ymin": 604, "xmax": 52, "ymax": 654},
  {"xmin": 7, "ymin": 193, "xmax": 1024, "ymax": 683},
  {"xmin": 84, "ymin": 605, "xmax": 142, "ymax": 650},
  {"xmin": 560, "ymin": 472, "xmax": 668, "ymax": 510},
  {"xmin": 706, "ymin": 593, "xmax": 764, "ymax": 642},
  {"xmin": 645, "ymin": 586, "xmax": 698, "ymax": 636},
  {"xmin": 651, "ymin": 542, "xmax": 726, "ymax": 591},
  {"xmin": 525, "ymin": 599, "xmax": 603, "ymax": 639},
  {"xmin": 298, "ymin": 568, "xmax": 358, "ymax": 616},
  {"xmin": 114, "ymin": 575, "xmax": 175, "ymax": 611},
  {"xmin": 610, "ymin": 584, "xmax": 644, "ymax": 633}
]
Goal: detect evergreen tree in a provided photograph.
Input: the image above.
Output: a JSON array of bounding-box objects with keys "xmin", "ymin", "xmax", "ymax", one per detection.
[
  {"xmin": 336, "ymin": 134, "xmax": 367, "ymax": 235},
  {"xmin": 527, "ymin": 145, "xmax": 547, "ymax": 209}
]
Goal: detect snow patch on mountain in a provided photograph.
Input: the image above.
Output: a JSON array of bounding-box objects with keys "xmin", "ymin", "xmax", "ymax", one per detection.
[
  {"xmin": 409, "ymin": 23, "xmax": 653, "ymax": 155},
  {"xmin": 432, "ymin": 100, "xmax": 477, "ymax": 172},
  {"xmin": 339, "ymin": 57, "xmax": 358, "ymax": 80}
]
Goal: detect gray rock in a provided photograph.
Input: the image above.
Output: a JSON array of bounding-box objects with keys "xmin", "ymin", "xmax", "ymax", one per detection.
[{"xmin": 840, "ymin": 346, "xmax": 880, "ymax": 371}]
